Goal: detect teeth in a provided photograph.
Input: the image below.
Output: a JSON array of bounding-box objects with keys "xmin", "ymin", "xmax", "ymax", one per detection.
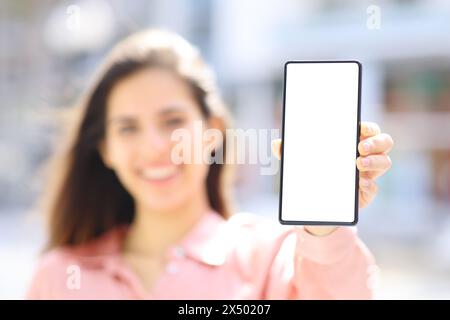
[{"xmin": 141, "ymin": 166, "xmax": 178, "ymax": 180}]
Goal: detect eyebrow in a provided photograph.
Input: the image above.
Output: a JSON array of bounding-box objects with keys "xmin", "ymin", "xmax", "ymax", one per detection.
[
  {"xmin": 158, "ymin": 105, "xmax": 186, "ymax": 116},
  {"xmin": 106, "ymin": 116, "xmax": 136, "ymax": 126},
  {"xmin": 107, "ymin": 105, "xmax": 186, "ymax": 125}
]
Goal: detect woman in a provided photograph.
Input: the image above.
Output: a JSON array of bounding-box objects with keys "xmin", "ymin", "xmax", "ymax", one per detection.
[{"xmin": 27, "ymin": 30, "xmax": 393, "ymax": 299}]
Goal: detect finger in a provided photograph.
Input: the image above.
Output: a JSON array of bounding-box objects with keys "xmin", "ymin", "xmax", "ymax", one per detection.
[
  {"xmin": 359, "ymin": 178, "xmax": 378, "ymax": 208},
  {"xmin": 357, "ymin": 154, "xmax": 392, "ymax": 172},
  {"xmin": 360, "ymin": 170, "xmax": 387, "ymax": 180},
  {"xmin": 360, "ymin": 121, "xmax": 381, "ymax": 138},
  {"xmin": 358, "ymin": 133, "xmax": 394, "ymax": 156},
  {"xmin": 271, "ymin": 139, "xmax": 282, "ymax": 160},
  {"xmin": 359, "ymin": 177, "xmax": 378, "ymax": 194}
]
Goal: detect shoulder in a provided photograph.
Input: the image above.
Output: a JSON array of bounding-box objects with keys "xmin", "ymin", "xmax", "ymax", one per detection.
[
  {"xmin": 225, "ymin": 211, "xmax": 295, "ymax": 242},
  {"xmin": 30, "ymin": 245, "xmax": 95, "ymax": 277},
  {"xmin": 26, "ymin": 227, "xmax": 124, "ymax": 299},
  {"xmin": 26, "ymin": 248, "xmax": 75, "ymax": 299},
  {"xmin": 222, "ymin": 212, "xmax": 297, "ymax": 278},
  {"xmin": 32, "ymin": 227, "xmax": 124, "ymax": 270}
]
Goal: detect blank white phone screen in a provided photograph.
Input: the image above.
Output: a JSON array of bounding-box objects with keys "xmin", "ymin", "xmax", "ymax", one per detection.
[{"xmin": 279, "ymin": 61, "xmax": 361, "ymax": 225}]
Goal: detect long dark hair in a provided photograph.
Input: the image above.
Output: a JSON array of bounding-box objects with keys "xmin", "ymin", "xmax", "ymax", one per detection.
[{"xmin": 41, "ymin": 30, "xmax": 233, "ymax": 250}]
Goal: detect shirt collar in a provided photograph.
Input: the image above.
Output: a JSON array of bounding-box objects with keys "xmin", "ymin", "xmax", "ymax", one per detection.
[
  {"xmin": 174, "ymin": 210, "xmax": 228, "ymax": 266},
  {"xmin": 63, "ymin": 210, "xmax": 229, "ymax": 268}
]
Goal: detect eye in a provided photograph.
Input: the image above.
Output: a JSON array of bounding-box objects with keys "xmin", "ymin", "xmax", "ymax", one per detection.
[
  {"xmin": 118, "ymin": 124, "xmax": 138, "ymax": 134},
  {"xmin": 165, "ymin": 117, "xmax": 185, "ymax": 127}
]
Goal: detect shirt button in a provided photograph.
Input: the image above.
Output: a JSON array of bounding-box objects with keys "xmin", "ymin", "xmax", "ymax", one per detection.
[{"xmin": 166, "ymin": 262, "xmax": 179, "ymax": 274}]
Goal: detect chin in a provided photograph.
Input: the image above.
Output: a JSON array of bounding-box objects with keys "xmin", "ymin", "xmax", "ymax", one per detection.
[{"xmin": 138, "ymin": 194, "xmax": 187, "ymax": 214}]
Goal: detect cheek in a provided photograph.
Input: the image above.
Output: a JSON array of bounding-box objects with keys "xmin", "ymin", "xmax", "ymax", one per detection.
[
  {"xmin": 106, "ymin": 139, "xmax": 136, "ymax": 176},
  {"xmin": 183, "ymin": 162, "xmax": 210, "ymax": 186},
  {"xmin": 176, "ymin": 126, "xmax": 216, "ymax": 189}
]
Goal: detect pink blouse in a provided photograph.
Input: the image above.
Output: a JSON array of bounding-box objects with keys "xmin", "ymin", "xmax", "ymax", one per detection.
[{"xmin": 26, "ymin": 211, "xmax": 376, "ymax": 299}]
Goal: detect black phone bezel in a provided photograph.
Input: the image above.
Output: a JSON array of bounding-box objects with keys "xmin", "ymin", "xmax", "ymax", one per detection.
[{"xmin": 278, "ymin": 60, "xmax": 362, "ymax": 226}]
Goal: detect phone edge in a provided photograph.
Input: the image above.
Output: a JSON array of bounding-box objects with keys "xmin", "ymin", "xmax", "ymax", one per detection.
[{"xmin": 278, "ymin": 60, "xmax": 362, "ymax": 226}]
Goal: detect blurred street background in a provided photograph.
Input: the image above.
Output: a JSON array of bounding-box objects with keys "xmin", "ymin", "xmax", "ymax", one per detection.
[{"xmin": 1, "ymin": 0, "xmax": 450, "ymax": 299}]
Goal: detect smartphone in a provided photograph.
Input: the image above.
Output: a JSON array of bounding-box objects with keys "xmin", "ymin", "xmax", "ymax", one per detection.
[{"xmin": 279, "ymin": 60, "xmax": 361, "ymax": 225}]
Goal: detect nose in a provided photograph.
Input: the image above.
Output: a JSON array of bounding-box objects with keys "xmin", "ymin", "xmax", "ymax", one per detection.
[{"xmin": 138, "ymin": 125, "xmax": 171, "ymax": 160}]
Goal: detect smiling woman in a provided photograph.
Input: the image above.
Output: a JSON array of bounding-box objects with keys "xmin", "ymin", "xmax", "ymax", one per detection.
[
  {"xmin": 40, "ymin": 30, "xmax": 233, "ymax": 249},
  {"xmin": 27, "ymin": 29, "xmax": 389, "ymax": 300}
]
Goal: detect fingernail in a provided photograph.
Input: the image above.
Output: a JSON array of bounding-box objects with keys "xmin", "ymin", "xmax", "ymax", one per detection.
[
  {"xmin": 361, "ymin": 158, "xmax": 370, "ymax": 167},
  {"xmin": 363, "ymin": 142, "xmax": 371, "ymax": 152}
]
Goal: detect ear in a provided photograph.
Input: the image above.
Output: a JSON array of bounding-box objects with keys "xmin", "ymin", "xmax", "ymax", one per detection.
[{"xmin": 98, "ymin": 140, "xmax": 113, "ymax": 169}]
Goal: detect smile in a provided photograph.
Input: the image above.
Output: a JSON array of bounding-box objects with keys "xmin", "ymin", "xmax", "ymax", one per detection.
[{"xmin": 140, "ymin": 165, "xmax": 179, "ymax": 182}]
